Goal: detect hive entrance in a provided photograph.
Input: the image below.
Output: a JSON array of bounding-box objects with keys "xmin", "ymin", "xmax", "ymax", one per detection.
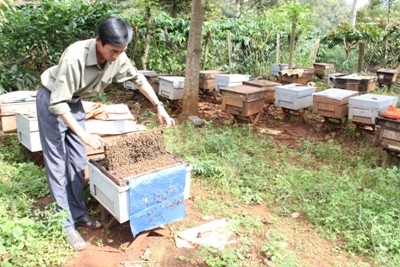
[{"xmin": 93, "ymin": 129, "xmax": 179, "ymax": 185}]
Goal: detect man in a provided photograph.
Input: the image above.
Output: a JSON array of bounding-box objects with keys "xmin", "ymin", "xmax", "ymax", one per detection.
[{"xmin": 36, "ymin": 16, "xmax": 175, "ymax": 251}]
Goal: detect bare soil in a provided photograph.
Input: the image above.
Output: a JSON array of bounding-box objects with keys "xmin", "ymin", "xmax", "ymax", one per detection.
[{"xmin": 62, "ymin": 85, "xmax": 376, "ymax": 267}]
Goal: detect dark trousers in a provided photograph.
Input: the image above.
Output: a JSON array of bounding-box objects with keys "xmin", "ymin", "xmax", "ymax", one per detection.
[{"xmin": 36, "ymin": 86, "xmax": 87, "ymax": 232}]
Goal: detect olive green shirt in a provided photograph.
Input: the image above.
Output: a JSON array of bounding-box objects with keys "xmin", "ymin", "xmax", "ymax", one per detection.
[{"xmin": 41, "ymin": 38, "xmax": 145, "ymax": 115}]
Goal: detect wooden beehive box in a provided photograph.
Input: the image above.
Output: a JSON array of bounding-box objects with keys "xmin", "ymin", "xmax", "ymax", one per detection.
[
  {"xmin": 376, "ymin": 69, "xmax": 398, "ymax": 86},
  {"xmin": 374, "ymin": 116, "xmax": 400, "ymax": 149},
  {"xmin": 0, "ymin": 101, "xmax": 36, "ymax": 133},
  {"xmin": 275, "ymin": 83, "xmax": 316, "ymax": 110},
  {"xmin": 199, "ymin": 70, "xmax": 225, "ymax": 90},
  {"xmin": 220, "ymin": 85, "xmax": 267, "ymax": 117},
  {"xmin": 313, "ymin": 63, "xmax": 335, "ymax": 78},
  {"xmin": 158, "ymin": 76, "xmax": 185, "ymax": 100},
  {"xmin": 334, "ymin": 74, "xmax": 377, "ymax": 92},
  {"xmin": 242, "ymin": 80, "xmax": 282, "ymax": 104},
  {"xmin": 215, "ymin": 74, "xmax": 251, "ymax": 91},
  {"xmin": 348, "ymin": 94, "xmax": 399, "ymax": 125},
  {"xmin": 279, "ymin": 68, "xmax": 314, "ymax": 85},
  {"xmin": 313, "ymin": 88, "xmax": 359, "ymax": 118}
]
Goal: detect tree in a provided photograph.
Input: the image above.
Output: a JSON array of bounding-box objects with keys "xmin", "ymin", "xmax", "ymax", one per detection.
[{"xmin": 179, "ymin": 0, "xmax": 205, "ymax": 121}]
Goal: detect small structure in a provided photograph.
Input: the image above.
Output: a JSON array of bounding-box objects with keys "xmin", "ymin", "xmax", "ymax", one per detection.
[
  {"xmin": 0, "ymin": 91, "xmax": 36, "ymax": 133},
  {"xmin": 313, "ymin": 63, "xmax": 335, "ymax": 79},
  {"xmin": 333, "ymin": 74, "xmax": 377, "ymax": 92},
  {"xmin": 199, "ymin": 70, "xmax": 225, "ymax": 91},
  {"xmin": 158, "ymin": 76, "xmax": 185, "ymax": 100},
  {"xmin": 220, "ymin": 84, "xmax": 267, "ymax": 126},
  {"xmin": 88, "ymin": 130, "xmax": 192, "ymax": 236},
  {"xmin": 312, "ymin": 88, "xmax": 359, "ymax": 129},
  {"xmin": 279, "ymin": 68, "xmax": 314, "ymax": 85},
  {"xmin": 242, "ymin": 79, "xmax": 282, "ymax": 109},
  {"xmin": 215, "ymin": 74, "xmax": 251, "ymax": 91},
  {"xmin": 374, "ymin": 115, "xmax": 400, "ymax": 157},
  {"xmin": 348, "ymin": 93, "xmax": 399, "ymax": 132},
  {"xmin": 376, "ymin": 69, "xmax": 398, "ymax": 90},
  {"xmin": 275, "ymin": 83, "xmax": 316, "ymax": 122}
]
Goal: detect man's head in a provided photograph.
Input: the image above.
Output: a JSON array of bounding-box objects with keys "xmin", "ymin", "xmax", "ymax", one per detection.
[
  {"xmin": 97, "ymin": 16, "xmax": 133, "ymax": 46},
  {"xmin": 96, "ymin": 17, "xmax": 133, "ymax": 62}
]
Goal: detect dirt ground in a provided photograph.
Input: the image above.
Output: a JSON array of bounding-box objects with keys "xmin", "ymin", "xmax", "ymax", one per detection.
[{"xmin": 62, "ymin": 84, "xmax": 377, "ymax": 267}]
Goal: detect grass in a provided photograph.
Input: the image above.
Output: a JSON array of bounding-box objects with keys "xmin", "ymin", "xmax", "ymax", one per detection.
[
  {"xmin": 2, "ymin": 92, "xmax": 400, "ymax": 266},
  {"xmin": 163, "ymin": 119, "xmax": 400, "ymax": 266}
]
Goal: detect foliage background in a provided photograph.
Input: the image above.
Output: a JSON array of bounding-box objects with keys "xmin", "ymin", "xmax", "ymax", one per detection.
[{"xmin": 0, "ymin": 0, "xmax": 400, "ymax": 93}]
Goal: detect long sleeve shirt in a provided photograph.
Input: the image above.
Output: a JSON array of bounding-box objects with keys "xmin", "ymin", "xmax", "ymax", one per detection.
[{"xmin": 40, "ymin": 38, "xmax": 145, "ymax": 115}]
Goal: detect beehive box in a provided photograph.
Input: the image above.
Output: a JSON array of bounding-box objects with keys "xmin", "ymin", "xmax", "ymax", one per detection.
[
  {"xmin": 220, "ymin": 85, "xmax": 267, "ymax": 116},
  {"xmin": 275, "ymin": 83, "xmax": 316, "ymax": 110},
  {"xmin": 215, "ymin": 74, "xmax": 251, "ymax": 91},
  {"xmin": 348, "ymin": 94, "xmax": 399, "ymax": 124},
  {"xmin": 313, "ymin": 63, "xmax": 335, "ymax": 78},
  {"xmin": 242, "ymin": 80, "xmax": 282, "ymax": 104},
  {"xmin": 327, "ymin": 73, "xmax": 348, "ymax": 87},
  {"xmin": 334, "ymin": 74, "xmax": 377, "ymax": 92},
  {"xmin": 271, "ymin": 63, "xmax": 289, "ymax": 77},
  {"xmin": 376, "ymin": 69, "xmax": 398, "ymax": 86},
  {"xmin": 199, "ymin": 70, "xmax": 225, "ymax": 90},
  {"xmin": 279, "ymin": 68, "xmax": 314, "ymax": 85},
  {"xmin": 0, "ymin": 101, "xmax": 36, "ymax": 133},
  {"xmin": 313, "ymin": 89, "xmax": 359, "ymax": 118},
  {"xmin": 374, "ymin": 116, "xmax": 400, "ymax": 149},
  {"xmin": 158, "ymin": 76, "xmax": 185, "ymax": 100},
  {"xmin": 15, "ymin": 113, "xmax": 41, "ymax": 152}
]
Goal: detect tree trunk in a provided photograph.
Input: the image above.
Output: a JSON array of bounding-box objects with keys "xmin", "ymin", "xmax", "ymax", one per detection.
[
  {"xmin": 141, "ymin": 6, "xmax": 152, "ymax": 70},
  {"xmin": 178, "ymin": 0, "xmax": 205, "ymax": 121},
  {"xmin": 350, "ymin": 0, "xmax": 358, "ymax": 27},
  {"xmin": 289, "ymin": 22, "xmax": 296, "ymax": 69}
]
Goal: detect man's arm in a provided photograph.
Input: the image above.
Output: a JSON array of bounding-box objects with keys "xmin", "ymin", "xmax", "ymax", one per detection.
[
  {"xmin": 59, "ymin": 112, "xmax": 104, "ymax": 149},
  {"xmin": 137, "ymin": 80, "xmax": 175, "ymax": 126}
]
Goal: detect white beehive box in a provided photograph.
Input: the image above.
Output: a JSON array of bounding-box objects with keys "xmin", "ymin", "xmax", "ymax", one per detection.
[
  {"xmin": 215, "ymin": 74, "xmax": 251, "ymax": 91},
  {"xmin": 275, "ymin": 83, "xmax": 316, "ymax": 110},
  {"xmin": 158, "ymin": 76, "xmax": 185, "ymax": 100},
  {"xmin": 15, "ymin": 112, "xmax": 41, "ymax": 152},
  {"xmin": 348, "ymin": 94, "xmax": 399, "ymax": 124},
  {"xmin": 88, "ymin": 158, "xmax": 193, "ymax": 224}
]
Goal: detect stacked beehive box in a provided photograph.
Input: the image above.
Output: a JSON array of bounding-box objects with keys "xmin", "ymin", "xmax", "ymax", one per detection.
[
  {"xmin": 242, "ymin": 80, "xmax": 282, "ymax": 105},
  {"xmin": 275, "ymin": 83, "xmax": 316, "ymax": 111},
  {"xmin": 215, "ymin": 74, "xmax": 251, "ymax": 91},
  {"xmin": 333, "ymin": 74, "xmax": 377, "ymax": 92},
  {"xmin": 376, "ymin": 69, "xmax": 398, "ymax": 89},
  {"xmin": 199, "ymin": 70, "xmax": 225, "ymax": 90},
  {"xmin": 0, "ymin": 91, "xmax": 37, "ymax": 133},
  {"xmin": 158, "ymin": 76, "xmax": 185, "ymax": 100},
  {"xmin": 313, "ymin": 89, "xmax": 359, "ymax": 119},
  {"xmin": 313, "ymin": 63, "xmax": 335, "ymax": 79},
  {"xmin": 279, "ymin": 68, "xmax": 314, "ymax": 85},
  {"xmin": 88, "ymin": 129, "xmax": 192, "ymax": 230},
  {"xmin": 348, "ymin": 94, "xmax": 399, "ymax": 125},
  {"xmin": 220, "ymin": 84, "xmax": 267, "ymax": 117}
]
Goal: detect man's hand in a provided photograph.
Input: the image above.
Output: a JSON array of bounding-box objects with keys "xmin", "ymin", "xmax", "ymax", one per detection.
[
  {"xmin": 157, "ymin": 106, "xmax": 175, "ymax": 126},
  {"xmin": 81, "ymin": 133, "xmax": 104, "ymax": 150}
]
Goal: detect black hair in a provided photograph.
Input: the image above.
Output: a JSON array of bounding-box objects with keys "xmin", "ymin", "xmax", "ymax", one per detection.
[{"xmin": 97, "ymin": 16, "xmax": 133, "ymax": 46}]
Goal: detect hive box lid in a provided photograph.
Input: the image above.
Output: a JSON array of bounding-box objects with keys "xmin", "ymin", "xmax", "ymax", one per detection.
[
  {"xmin": 349, "ymin": 94, "xmax": 399, "ymax": 109},
  {"xmin": 220, "ymin": 85, "xmax": 268, "ymax": 101},
  {"xmin": 313, "ymin": 88, "xmax": 359, "ymax": 105},
  {"xmin": 275, "ymin": 83, "xmax": 316, "ymax": 97},
  {"xmin": 215, "ymin": 74, "xmax": 251, "ymax": 82},
  {"xmin": 242, "ymin": 80, "xmax": 281, "ymax": 91},
  {"xmin": 199, "ymin": 70, "xmax": 225, "ymax": 79},
  {"xmin": 158, "ymin": 76, "xmax": 185, "ymax": 88}
]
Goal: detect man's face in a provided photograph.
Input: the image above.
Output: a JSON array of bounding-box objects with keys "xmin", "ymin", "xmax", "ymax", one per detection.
[{"xmin": 96, "ymin": 38, "xmax": 128, "ymax": 62}]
